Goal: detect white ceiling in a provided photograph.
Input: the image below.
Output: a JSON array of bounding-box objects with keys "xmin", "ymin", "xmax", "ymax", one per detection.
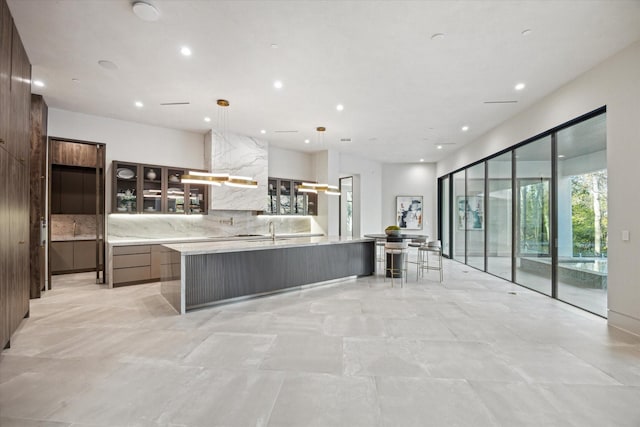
[{"xmin": 8, "ymin": 0, "xmax": 640, "ymax": 163}]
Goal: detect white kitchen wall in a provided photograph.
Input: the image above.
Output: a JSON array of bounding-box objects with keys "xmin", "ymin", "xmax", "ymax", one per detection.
[
  {"xmin": 381, "ymin": 163, "xmax": 437, "ymax": 238},
  {"xmin": 268, "ymin": 146, "xmax": 315, "ymax": 180},
  {"xmin": 48, "ymin": 109, "xmax": 205, "ymax": 170},
  {"xmin": 436, "ymin": 40, "xmax": 640, "ymax": 336}
]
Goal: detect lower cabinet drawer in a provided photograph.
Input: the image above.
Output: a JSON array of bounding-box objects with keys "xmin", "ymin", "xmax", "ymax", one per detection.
[
  {"xmin": 113, "ymin": 253, "xmax": 151, "ymax": 268},
  {"xmin": 113, "ymin": 266, "xmax": 151, "ymax": 284},
  {"xmin": 113, "ymin": 245, "xmax": 151, "ymax": 255}
]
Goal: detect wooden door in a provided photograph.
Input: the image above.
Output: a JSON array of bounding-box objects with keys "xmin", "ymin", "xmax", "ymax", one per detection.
[
  {"xmin": 0, "ymin": 0, "xmax": 11, "ymax": 148},
  {"xmin": 9, "ymin": 21, "xmax": 30, "ymax": 162},
  {"xmin": 0, "ymin": 147, "xmax": 9, "ymax": 347},
  {"xmin": 8, "ymin": 157, "xmax": 29, "ymax": 329}
]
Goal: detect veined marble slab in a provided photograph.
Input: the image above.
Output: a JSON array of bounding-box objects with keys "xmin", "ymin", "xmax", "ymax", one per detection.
[
  {"xmin": 205, "ymin": 130, "xmax": 268, "ymax": 211},
  {"xmin": 164, "ymin": 236, "xmax": 375, "ymax": 255},
  {"xmin": 107, "ymin": 211, "xmax": 311, "ymax": 240}
]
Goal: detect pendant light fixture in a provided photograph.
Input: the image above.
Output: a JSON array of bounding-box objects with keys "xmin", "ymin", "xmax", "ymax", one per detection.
[
  {"xmin": 182, "ymin": 99, "xmax": 258, "ymax": 188},
  {"xmin": 297, "ymin": 126, "xmax": 341, "ymax": 196}
]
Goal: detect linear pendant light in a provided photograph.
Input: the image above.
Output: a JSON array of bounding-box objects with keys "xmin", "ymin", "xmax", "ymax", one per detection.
[
  {"xmin": 297, "ymin": 126, "xmax": 341, "ymax": 196},
  {"xmin": 181, "ymin": 99, "xmax": 258, "ymax": 188}
]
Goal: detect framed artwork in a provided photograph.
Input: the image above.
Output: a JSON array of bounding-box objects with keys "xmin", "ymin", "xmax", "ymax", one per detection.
[
  {"xmin": 457, "ymin": 195, "xmax": 484, "ymax": 230},
  {"xmin": 396, "ymin": 196, "xmax": 423, "ymax": 230}
]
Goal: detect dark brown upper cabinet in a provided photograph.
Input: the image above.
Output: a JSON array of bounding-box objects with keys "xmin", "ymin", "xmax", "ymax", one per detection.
[{"xmin": 112, "ymin": 161, "xmax": 207, "ymax": 215}]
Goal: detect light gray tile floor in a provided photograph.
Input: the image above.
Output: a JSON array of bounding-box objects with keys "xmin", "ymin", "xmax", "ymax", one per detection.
[{"xmin": 1, "ymin": 260, "xmax": 640, "ymax": 426}]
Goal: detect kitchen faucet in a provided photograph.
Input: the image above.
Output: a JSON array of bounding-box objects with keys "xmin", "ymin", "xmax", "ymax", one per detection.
[{"xmin": 268, "ymin": 221, "xmax": 276, "ymax": 242}]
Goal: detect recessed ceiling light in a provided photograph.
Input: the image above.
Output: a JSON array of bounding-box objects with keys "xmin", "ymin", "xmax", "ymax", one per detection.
[
  {"xmin": 304, "ymin": 139, "xmax": 310, "ymax": 144},
  {"xmin": 461, "ymin": 125, "xmax": 469, "ymax": 132},
  {"xmin": 132, "ymin": 1, "xmax": 160, "ymax": 21},
  {"xmin": 558, "ymin": 154, "xmax": 566, "ymax": 158},
  {"xmin": 180, "ymin": 46, "xmax": 192, "ymax": 56},
  {"xmin": 419, "ymin": 158, "xmax": 425, "ymax": 162},
  {"xmin": 134, "ymin": 101, "xmax": 144, "ymax": 108},
  {"xmin": 32, "ymin": 80, "xmax": 45, "ymax": 87},
  {"xmin": 431, "ymin": 33, "xmax": 445, "ymax": 40},
  {"xmin": 71, "ymin": 78, "xmax": 80, "ymax": 82},
  {"xmin": 515, "ymin": 83, "xmax": 526, "ymax": 91},
  {"xmin": 521, "ymin": 29, "xmax": 532, "ymax": 36},
  {"xmin": 336, "ymin": 104, "xmax": 344, "ymax": 111},
  {"xmin": 204, "ymin": 117, "xmax": 211, "ymax": 122},
  {"xmin": 98, "ymin": 59, "xmax": 118, "ymax": 70},
  {"xmin": 273, "ymin": 80, "xmax": 283, "ymax": 89},
  {"xmin": 271, "ymin": 44, "xmax": 279, "ymax": 49},
  {"xmin": 259, "ymin": 129, "xmax": 266, "ymax": 135},
  {"xmin": 437, "ymin": 145, "xmax": 443, "ymax": 149}
]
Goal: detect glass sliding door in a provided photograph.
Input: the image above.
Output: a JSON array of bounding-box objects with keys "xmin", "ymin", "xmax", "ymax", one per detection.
[
  {"xmin": 556, "ymin": 114, "xmax": 607, "ymax": 316},
  {"xmin": 515, "ymin": 136, "xmax": 552, "ymax": 295},
  {"xmin": 453, "ymin": 170, "xmax": 466, "ymax": 263},
  {"xmin": 441, "ymin": 176, "xmax": 450, "ymax": 258},
  {"xmin": 487, "ymin": 152, "xmax": 513, "ymax": 280},
  {"xmin": 466, "ymin": 163, "xmax": 485, "ymax": 270}
]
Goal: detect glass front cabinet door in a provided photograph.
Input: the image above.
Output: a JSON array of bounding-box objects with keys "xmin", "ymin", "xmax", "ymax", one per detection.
[
  {"xmin": 114, "ymin": 162, "xmax": 139, "ymax": 213},
  {"xmin": 112, "ymin": 161, "xmax": 207, "ymax": 215},
  {"xmin": 265, "ymin": 177, "xmax": 317, "ymax": 216}
]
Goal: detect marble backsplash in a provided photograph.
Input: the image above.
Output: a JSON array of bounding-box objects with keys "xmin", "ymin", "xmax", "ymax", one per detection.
[
  {"xmin": 107, "ymin": 211, "xmax": 312, "ymax": 240},
  {"xmin": 51, "ymin": 215, "xmax": 99, "ymax": 240}
]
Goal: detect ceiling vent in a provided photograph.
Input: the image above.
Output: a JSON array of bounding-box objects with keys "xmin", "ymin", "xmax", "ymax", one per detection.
[
  {"xmin": 274, "ymin": 130, "xmax": 298, "ymax": 133},
  {"xmin": 483, "ymin": 100, "xmax": 518, "ymax": 104},
  {"xmin": 160, "ymin": 102, "xmax": 190, "ymax": 106},
  {"xmin": 340, "ymin": 138, "xmax": 352, "ymax": 143}
]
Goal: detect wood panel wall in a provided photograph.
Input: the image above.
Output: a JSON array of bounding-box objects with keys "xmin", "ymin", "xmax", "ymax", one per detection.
[
  {"xmin": 50, "ymin": 139, "xmax": 98, "ymax": 168},
  {"xmin": 30, "ymin": 94, "xmax": 47, "ymax": 298},
  {"xmin": 1, "ymin": 0, "xmax": 32, "ymax": 350}
]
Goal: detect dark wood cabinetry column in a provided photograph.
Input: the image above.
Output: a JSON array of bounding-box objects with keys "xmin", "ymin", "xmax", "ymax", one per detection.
[
  {"xmin": 1, "ymin": 0, "xmax": 32, "ymax": 349},
  {"xmin": 30, "ymin": 94, "xmax": 48, "ymax": 298}
]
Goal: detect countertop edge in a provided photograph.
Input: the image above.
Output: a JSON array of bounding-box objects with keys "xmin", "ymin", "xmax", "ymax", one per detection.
[
  {"xmin": 162, "ymin": 236, "xmax": 376, "ymax": 255},
  {"xmin": 107, "ymin": 233, "xmax": 324, "ymax": 246}
]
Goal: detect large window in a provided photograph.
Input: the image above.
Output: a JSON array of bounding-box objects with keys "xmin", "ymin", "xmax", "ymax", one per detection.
[
  {"xmin": 441, "ymin": 176, "xmax": 450, "ymax": 257},
  {"xmin": 487, "ymin": 152, "xmax": 512, "ymax": 280},
  {"xmin": 438, "ymin": 109, "xmax": 607, "ymax": 316},
  {"xmin": 556, "ymin": 114, "xmax": 607, "ymax": 316},
  {"xmin": 466, "ymin": 163, "xmax": 485, "ymax": 270},
  {"xmin": 453, "ymin": 170, "xmax": 466, "ymax": 263}
]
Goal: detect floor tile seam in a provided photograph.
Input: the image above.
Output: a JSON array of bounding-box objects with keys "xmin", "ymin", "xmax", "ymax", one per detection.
[{"xmin": 0, "ymin": 415, "xmax": 72, "ymax": 426}]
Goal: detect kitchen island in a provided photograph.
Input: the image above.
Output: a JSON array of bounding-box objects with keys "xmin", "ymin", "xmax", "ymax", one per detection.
[{"xmin": 160, "ymin": 236, "xmax": 376, "ymax": 314}]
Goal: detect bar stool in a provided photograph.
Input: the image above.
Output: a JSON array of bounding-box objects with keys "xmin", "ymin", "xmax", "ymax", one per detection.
[
  {"xmin": 385, "ymin": 240, "xmax": 409, "ymax": 287},
  {"xmin": 375, "ymin": 238, "xmax": 386, "ymax": 274},
  {"xmin": 407, "ymin": 236, "xmax": 427, "ymax": 278},
  {"xmin": 417, "ymin": 240, "xmax": 443, "ymax": 282}
]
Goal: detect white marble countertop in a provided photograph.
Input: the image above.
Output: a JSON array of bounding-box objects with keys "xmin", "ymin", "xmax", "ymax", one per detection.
[
  {"xmin": 107, "ymin": 233, "xmax": 324, "ymax": 246},
  {"xmin": 163, "ymin": 235, "xmax": 375, "ymax": 255}
]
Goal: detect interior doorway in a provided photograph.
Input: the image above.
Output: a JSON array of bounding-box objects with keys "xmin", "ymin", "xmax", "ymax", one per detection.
[
  {"xmin": 47, "ymin": 138, "xmax": 106, "ymax": 287},
  {"xmin": 339, "ymin": 176, "xmax": 353, "ymax": 237}
]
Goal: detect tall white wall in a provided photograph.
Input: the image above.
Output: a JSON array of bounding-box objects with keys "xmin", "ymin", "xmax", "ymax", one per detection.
[
  {"xmin": 381, "ymin": 163, "xmax": 437, "ymax": 238},
  {"xmin": 436, "ymin": 40, "xmax": 640, "ymax": 336}
]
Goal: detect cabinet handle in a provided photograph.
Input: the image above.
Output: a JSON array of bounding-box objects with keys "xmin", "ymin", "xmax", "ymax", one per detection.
[
  {"xmin": 19, "ymin": 241, "xmax": 25, "ymax": 244},
  {"xmin": 0, "ymin": 138, "xmax": 5, "ymax": 144}
]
